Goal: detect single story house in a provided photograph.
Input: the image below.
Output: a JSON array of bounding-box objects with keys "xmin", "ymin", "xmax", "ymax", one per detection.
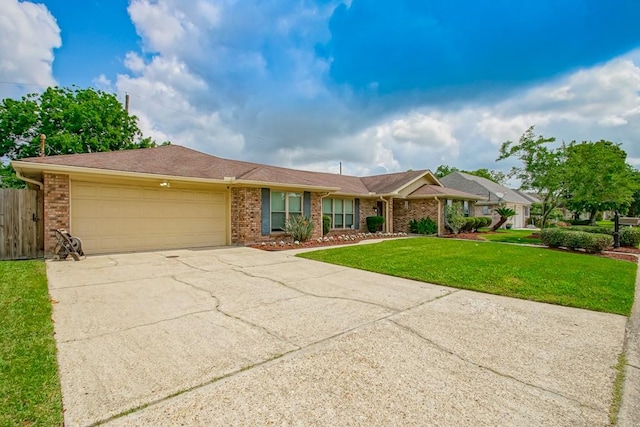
[
  {"xmin": 439, "ymin": 171, "xmax": 534, "ymax": 228},
  {"xmin": 12, "ymin": 145, "xmax": 482, "ymax": 255}
]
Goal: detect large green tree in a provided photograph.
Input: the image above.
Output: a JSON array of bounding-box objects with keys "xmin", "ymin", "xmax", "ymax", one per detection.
[
  {"xmin": 497, "ymin": 126, "xmax": 566, "ymax": 228},
  {"xmin": 0, "ymin": 86, "xmax": 165, "ymax": 187},
  {"xmin": 563, "ymin": 140, "xmax": 639, "ymax": 224}
]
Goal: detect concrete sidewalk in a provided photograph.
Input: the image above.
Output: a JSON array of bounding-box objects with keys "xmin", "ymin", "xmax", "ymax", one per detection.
[
  {"xmin": 617, "ymin": 261, "xmax": 640, "ymax": 426},
  {"xmin": 46, "ymin": 246, "xmax": 628, "ymax": 426}
]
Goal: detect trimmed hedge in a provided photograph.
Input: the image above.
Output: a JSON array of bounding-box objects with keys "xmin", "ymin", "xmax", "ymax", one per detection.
[
  {"xmin": 566, "ymin": 225, "xmax": 640, "ymax": 248},
  {"xmin": 322, "ymin": 215, "xmax": 332, "ymax": 236},
  {"xmin": 458, "ymin": 216, "xmax": 492, "ymax": 233},
  {"xmin": 540, "ymin": 228, "xmax": 613, "ymax": 253},
  {"xmin": 366, "ymin": 216, "xmax": 385, "ymax": 232}
]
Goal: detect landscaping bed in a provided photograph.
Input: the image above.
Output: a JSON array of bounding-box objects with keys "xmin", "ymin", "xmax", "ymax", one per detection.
[{"xmin": 248, "ymin": 232, "xmax": 409, "ymax": 251}]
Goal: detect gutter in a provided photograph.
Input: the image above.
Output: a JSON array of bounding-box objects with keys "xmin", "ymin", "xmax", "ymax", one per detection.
[{"xmin": 14, "ymin": 168, "xmax": 44, "ymax": 190}]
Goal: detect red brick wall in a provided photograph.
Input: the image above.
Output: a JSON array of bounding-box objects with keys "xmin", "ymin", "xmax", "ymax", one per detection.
[
  {"xmin": 231, "ymin": 187, "xmax": 323, "ymax": 244},
  {"xmin": 392, "ymin": 199, "xmax": 439, "ymax": 233},
  {"xmin": 43, "ymin": 173, "xmax": 70, "ymax": 256},
  {"xmin": 230, "ymin": 187, "xmax": 263, "ymax": 244}
]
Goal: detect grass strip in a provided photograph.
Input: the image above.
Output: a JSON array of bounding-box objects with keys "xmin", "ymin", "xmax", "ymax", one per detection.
[{"xmin": 0, "ymin": 260, "xmax": 63, "ymax": 426}]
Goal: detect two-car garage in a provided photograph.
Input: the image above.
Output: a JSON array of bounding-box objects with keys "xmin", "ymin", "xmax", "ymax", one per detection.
[{"xmin": 70, "ymin": 180, "xmax": 228, "ymax": 254}]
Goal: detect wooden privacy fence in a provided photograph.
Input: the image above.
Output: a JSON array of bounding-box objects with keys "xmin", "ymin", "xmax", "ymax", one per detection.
[{"xmin": 0, "ymin": 189, "xmax": 44, "ymax": 260}]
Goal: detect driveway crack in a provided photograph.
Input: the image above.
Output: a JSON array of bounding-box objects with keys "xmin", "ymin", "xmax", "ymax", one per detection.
[
  {"xmin": 387, "ymin": 319, "xmax": 602, "ymax": 412},
  {"xmin": 172, "ymin": 276, "xmax": 301, "ymax": 350},
  {"xmin": 58, "ymin": 309, "xmax": 217, "ymax": 343},
  {"xmin": 233, "ymin": 267, "xmax": 401, "ymax": 312}
]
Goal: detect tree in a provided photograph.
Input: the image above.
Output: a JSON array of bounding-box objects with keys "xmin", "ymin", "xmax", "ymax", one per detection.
[
  {"xmin": 434, "ymin": 164, "xmax": 506, "ymax": 185},
  {"xmin": 434, "ymin": 164, "xmax": 459, "ymax": 178},
  {"xmin": 629, "ymin": 171, "xmax": 640, "ymax": 217},
  {"xmin": 0, "ymin": 86, "xmax": 166, "ymax": 188},
  {"xmin": 563, "ymin": 140, "xmax": 639, "ymax": 224},
  {"xmin": 497, "ymin": 126, "xmax": 566, "ymax": 228},
  {"xmin": 490, "ymin": 206, "xmax": 516, "ymax": 231}
]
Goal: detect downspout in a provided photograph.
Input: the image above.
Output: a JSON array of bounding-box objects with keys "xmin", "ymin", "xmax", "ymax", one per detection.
[
  {"xmin": 435, "ymin": 196, "xmax": 441, "ymax": 236},
  {"xmin": 378, "ymin": 196, "xmax": 389, "ymax": 232},
  {"xmin": 15, "ymin": 169, "xmax": 44, "ymax": 190}
]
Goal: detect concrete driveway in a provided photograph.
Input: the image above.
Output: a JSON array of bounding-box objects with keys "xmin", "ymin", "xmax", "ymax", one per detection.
[{"xmin": 47, "ymin": 245, "xmax": 627, "ymax": 426}]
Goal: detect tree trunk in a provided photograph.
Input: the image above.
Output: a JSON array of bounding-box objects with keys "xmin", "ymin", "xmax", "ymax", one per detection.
[
  {"xmin": 490, "ymin": 217, "xmax": 507, "ymax": 232},
  {"xmin": 588, "ymin": 208, "xmax": 598, "ymax": 226}
]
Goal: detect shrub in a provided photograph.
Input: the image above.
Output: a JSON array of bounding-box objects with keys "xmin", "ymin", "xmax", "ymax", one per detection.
[
  {"xmin": 539, "ymin": 228, "xmax": 565, "ymax": 248},
  {"xmin": 566, "ymin": 225, "xmax": 640, "ymax": 248},
  {"xmin": 366, "ymin": 216, "xmax": 385, "ymax": 232},
  {"xmin": 620, "ymin": 227, "xmax": 640, "ymax": 248},
  {"xmin": 445, "ymin": 204, "xmax": 466, "ymax": 234},
  {"xmin": 478, "ymin": 216, "xmax": 492, "ymax": 228},
  {"xmin": 409, "ymin": 217, "xmax": 437, "ymax": 235},
  {"xmin": 459, "ymin": 217, "xmax": 486, "ymax": 233},
  {"xmin": 322, "ymin": 215, "xmax": 332, "ymax": 236},
  {"xmin": 283, "ymin": 215, "xmax": 314, "ymax": 242},
  {"xmin": 567, "ymin": 226, "xmax": 612, "ymax": 235},
  {"xmin": 539, "ymin": 228, "xmax": 612, "ymax": 253},
  {"xmin": 567, "ymin": 219, "xmax": 591, "ymax": 226}
]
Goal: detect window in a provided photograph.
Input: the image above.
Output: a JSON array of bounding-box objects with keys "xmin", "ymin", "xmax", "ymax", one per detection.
[
  {"xmin": 271, "ymin": 191, "xmax": 302, "ymax": 231},
  {"xmin": 463, "ymin": 201, "xmax": 469, "ymax": 217},
  {"xmin": 482, "ymin": 206, "xmax": 490, "ymax": 215},
  {"xmin": 323, "ymin": 198, "xmax": 354, "ymax": 229},
  {"xmin": 524, "ymin": 206, "xmax": 530, "ymax": 217}
]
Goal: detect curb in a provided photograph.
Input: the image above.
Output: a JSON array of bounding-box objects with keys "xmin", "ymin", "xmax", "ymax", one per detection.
[{"xmin": 617, "ymin": 260, "xmax": 640, "ymax": 426}]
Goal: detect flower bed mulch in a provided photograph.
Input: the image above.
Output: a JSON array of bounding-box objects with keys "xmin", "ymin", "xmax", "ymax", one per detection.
[{"xmin": 248, "ymin": 232, "xmax": 408, "ymax": 251}]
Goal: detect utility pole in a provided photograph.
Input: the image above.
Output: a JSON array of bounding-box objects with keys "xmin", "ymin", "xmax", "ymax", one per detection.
[
  {"xmin": 125, "ymin": 93, "xmax": 130, "ymax": 114},
  {"xmin": 339, "ymin": 161, "xmax": 342, "ymax": 175},
  {"xmin": 40, "ymin": 134, "xmax": 46, "ymax": 157}
]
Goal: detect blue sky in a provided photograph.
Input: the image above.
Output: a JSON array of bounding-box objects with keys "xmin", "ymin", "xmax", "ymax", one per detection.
[{"xmin": 2, "ymin": 0, "xmax": 640, "ymax": 177}]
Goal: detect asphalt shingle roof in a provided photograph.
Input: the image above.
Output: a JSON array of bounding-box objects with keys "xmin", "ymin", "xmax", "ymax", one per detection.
[
  {"xmin": 439, "ymin": 171, "xmax": 531, "ymax": 205},
  {"xmin": 17, "ymin": 145, "xmax": 481, "ymax": 199}
]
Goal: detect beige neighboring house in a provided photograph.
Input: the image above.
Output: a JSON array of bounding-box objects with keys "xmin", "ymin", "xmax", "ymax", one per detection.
[
  {"xmin": 11, "ymin": 145, "xmax": 482, "ymax": 256},
  {"xmin": 440, "ymin": 171, "xmax": 537, "ymax": 229}
]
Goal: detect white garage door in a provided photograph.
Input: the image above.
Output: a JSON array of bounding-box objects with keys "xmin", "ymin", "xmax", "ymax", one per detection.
[{"xmin": 71, "ymin": 181, "xmax": 227, "ymax": 254}]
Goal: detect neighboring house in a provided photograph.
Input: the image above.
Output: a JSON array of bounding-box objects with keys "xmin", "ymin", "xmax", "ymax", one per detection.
[
  {"xmin": 12, "ymin": 145, "xmax": 482, "ymax": 255},
  {"xmin": 439, "ymin": 171, "xmax": 534, "ymax": 228}
]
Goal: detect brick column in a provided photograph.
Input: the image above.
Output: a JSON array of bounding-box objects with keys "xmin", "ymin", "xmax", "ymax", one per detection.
[{"xmin": 43, "ymin": 173, "xmax": 70, "ymax": 256}]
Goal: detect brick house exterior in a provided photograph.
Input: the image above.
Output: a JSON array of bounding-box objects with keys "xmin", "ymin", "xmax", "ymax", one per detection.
[{"xmin": 13, "ymin": 145, "xmax": 483, "ymax": 255}]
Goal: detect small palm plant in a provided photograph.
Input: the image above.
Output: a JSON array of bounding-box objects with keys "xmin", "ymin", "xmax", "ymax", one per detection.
[
  {"xmin": 283, "ymin": 215, "xmax": 315, "ymax": 242},
  {"xmin": 491, "ymin": 207, "xmax": 516, "ymax": 231}
]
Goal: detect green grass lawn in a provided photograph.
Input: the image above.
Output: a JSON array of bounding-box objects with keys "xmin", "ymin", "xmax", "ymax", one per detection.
[
  {"xmin": 0, "ymin": 260, "xmax": 63, "ymax": 426},
  {"xmin": 298, "ymin": 238, "xmax": 637, "ymax": 316},
  {"xmin": 477, "ymin": 228, "xmax": 542, "ymax": 245}
]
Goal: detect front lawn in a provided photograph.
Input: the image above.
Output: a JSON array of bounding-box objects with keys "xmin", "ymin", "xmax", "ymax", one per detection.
[
  {"xmin": 298, "ymin": 238, "xmax": 637, "ymax": 316},
  {"xmin": 0, "ymin": 261, "xmax": 63, "ymax": 426}
]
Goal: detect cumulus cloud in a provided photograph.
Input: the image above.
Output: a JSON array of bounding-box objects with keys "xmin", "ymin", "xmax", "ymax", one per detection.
[
  {"xmin": 0, "ymin": 0, "xmax": 60, "ymax": 98},
  {"xmin": 105, "ymin": 0, "xmax": 640, "ymax": 178}
]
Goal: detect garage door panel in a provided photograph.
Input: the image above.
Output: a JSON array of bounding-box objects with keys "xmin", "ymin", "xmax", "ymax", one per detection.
[{"xmin": 71, "ymin": 181, "xmax": 228, "ymax": 254}]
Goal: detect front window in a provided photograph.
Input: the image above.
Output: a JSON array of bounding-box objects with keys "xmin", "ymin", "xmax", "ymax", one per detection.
[
  {"xmin": 323, "ymin": 198, "xmax": 354, "ymax": 229},
  {"xmin": 271, "ymin": 191, "xmax": 302, "ymax": 231},
  {"xmin": 482, "ymin": 206, "xmax": 490, "ymax": 215}
]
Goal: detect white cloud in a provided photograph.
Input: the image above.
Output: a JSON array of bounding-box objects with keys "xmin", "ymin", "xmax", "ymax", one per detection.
[
  {"xmin": 0, "ymin": 0, "xmax": 60, "ymax": 98},
  {"xmin": 113, "ymin": 1, "xmax": 640, "ymax": 179}
]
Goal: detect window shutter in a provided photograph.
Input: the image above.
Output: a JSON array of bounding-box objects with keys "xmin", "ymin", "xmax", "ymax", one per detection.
[
  {"xmin": 261, "ymin": 188, "xmax": 270, "ymax": 235},
  {"xmin": 354, "ymin": 198, "xmax": 360, "ymax": 230},
  {"xmin": 303, "ymin": 191, "xmax": 311, "ymax": 217}
]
